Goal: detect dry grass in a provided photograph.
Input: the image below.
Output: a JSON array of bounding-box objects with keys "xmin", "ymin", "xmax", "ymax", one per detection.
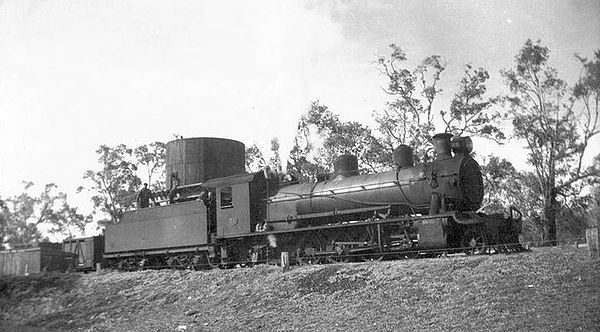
[{"xmin": 0, "ymin": 246, "xmax": 598, "ymax": 331}]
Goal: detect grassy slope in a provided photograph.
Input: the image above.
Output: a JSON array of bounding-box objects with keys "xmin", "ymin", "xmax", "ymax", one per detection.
[{"xmin": 0, "ymin": 247, "xmax": 598, "ymax": 332}]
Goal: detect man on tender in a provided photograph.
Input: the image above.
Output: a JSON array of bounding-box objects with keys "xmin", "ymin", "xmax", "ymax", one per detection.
[{"xmin": 137, "ymin": 183, "xmax": 154, "ymax": 209}]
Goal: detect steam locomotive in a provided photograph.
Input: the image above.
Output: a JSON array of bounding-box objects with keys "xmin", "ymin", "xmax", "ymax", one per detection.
[{"xmin": 69, "ymin": 134, "xmax": 523, "ymax": 270}]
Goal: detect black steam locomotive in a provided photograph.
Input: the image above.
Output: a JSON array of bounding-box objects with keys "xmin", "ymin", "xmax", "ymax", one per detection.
[{"xmin": 67, "ymin": 134, "xmax": 523, "ymax": 270}]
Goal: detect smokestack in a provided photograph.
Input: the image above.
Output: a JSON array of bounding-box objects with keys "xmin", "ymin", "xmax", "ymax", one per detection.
[{"xmin": 432, "ymin": 133, "xmax": 453, "ymax": 160}]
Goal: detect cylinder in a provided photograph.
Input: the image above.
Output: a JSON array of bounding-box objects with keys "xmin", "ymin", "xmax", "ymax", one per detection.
[
  {"xmin": 333, "ymin": 155, "xmax": 359, "ymax": 177},
  {"xmin": 165, "ymin": 137, "xmax": 245, "ymax": 185},
  {"xmin": 393, "ymin": 145, "xmax": 414, "ymax": 168}
]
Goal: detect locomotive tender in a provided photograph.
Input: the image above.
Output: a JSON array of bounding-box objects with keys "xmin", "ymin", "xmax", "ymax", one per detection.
[{"xmin": 101, "ymin": 134, "xmax": 522, "ymax": 269}]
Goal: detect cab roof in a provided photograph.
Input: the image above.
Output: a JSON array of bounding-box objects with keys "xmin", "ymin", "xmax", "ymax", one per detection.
[{"xmin": 201, "ymin": 171, "xmax": 265, "ymax": 188}]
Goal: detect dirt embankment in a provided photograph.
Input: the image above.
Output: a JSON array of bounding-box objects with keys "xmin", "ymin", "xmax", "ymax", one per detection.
[{"xmin": 1, "ymin": 247, "xmax": 598, "ymax": 332}]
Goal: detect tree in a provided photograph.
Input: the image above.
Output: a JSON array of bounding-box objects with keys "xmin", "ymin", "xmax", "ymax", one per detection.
[
  {"xmin": 480, "ymin": 156, "xmax": 522, "ymax": 213},
  {"xmin": 502, "ymin": 40, "xmax": 600, "ymax": 244},
  {"xmin": 556, "ymin": 194, "xmax": 591, "ymax": 243},
  {"xmin": 0, "ymin": 198, "xmax": 9, "ymax": 249},
  {"xmin": 244, "ymin": 138, "xmax": 283, "ymax": 173},
  {"xmin": 442, "ymin": 65, "xmax": 506, "ymax": 142},
  {"xmin": 374, "ymin": 44, "xmax": 505, "ymax": 162},
  {"xmin": 4, "ymin": 182, "xmax": 50, "ymax": 245},
  {"xmin": 79, "ymin": 144, "xmax": 141, "ymax": 223},
  {"xmin": 245, "ymin": 143, "xmax": 267, "ymax": 172},
  {"xmin": 287, "ymin": 102, "xmax": 335, "ymax": 181},
  {"xmin": 269, "ymin": 138, "xmax": 282, "ymax": 172},
  {"xmin": 374, "ymin": 44, "xmax": 443, "ymax": 163},
  {"xmin": 479, "ymin": 156, "xmax": 550, "ymax": 242},
  {"xmin": 0, "ymin": 182, "xmax": 90, "ymax": 248},
  {"xmin": 133, "ymin": 142, "xmax": 166, "ymax": 190},
  {"xmin": 287, "ymin": 101, "xmax": 386, "ymax": 181},
  {"xmin": 588, "ymin": 186, "xmax": 600, "ymax": 228}
]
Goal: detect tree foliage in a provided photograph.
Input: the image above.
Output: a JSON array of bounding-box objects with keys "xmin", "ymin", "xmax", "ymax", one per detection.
[
  {"xmin": 79, "ymin": 142, "xmax": 168, "ymax": 223},
  {"xmin": 244, "ymin": 138, "xmax": 283, "ymax": 173},
  {"xmin": 133, "ymin": 142, "xmax": 166, "ymax": 190},
  {"xmin": 480, "ymin": 156, "xmax": 523, "ymax": 212},
  {"xmin": 80, "ymin": 145, "xmax": 137, "ymax": 223},
  {"xmin": 479, "ymin": 157, "xmax": 542, "ymax": 241},
  {"xmin": 245, "ymin": 143, "xmax": 267, "ymax": 172},
  {"xmin": 287, "ymin": 101, "xmax": 386, "ymax": 182},
  {"xmin": 374, "ymin": 44, "xmax": 505, "ymax": 162},
  {"xmin": 0, "ymin": 182, "xmax": 90, "ymax": 249},
  {"xmin": 269, "ymin": 137, "xmax": 282, "ymax": 172},
  {"xmin": 287, "ymin": 102, "xmax": 332, "ymax": 181},
  {"xmin": 374, "ymin": 44, "xmax": 443, "ymax": 163},
  {"xmin": 80, "ymin": 145, "xmax": 135, "ymax": 223},
  {"xmin": 0, "ymin": 198, "xmax": 9, "ymax": 248},
  {"xmin": 442, "ymin": 65, "xmax": 506, "ymax": 141},
  {"xmin": 588, "ymin": 187, "xmax": 600, "ymax": 228},
  {"xmin": 502, "ymin": 39, "xmax": 600, "ymax": 244}
]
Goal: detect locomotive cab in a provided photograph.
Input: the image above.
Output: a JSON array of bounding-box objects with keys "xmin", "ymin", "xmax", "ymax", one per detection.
[{"xmin": 203, "ymin": 171, "xmax": 275, "ymax": 239}]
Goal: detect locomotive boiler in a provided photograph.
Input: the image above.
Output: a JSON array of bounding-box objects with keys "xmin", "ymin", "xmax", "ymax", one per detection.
[
  {"xmin": 101, "ymin": 133, "xmax": 523, "ymax": 270},
  {"xmin": 265, "ymin": 133, "xmax": 484, "ymax": 228}
]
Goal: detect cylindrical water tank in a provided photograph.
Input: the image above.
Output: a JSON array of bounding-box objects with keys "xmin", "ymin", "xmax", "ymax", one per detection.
[{"xmin": 165, "ymin": 137, "xmax": 245, "ymax": 185}]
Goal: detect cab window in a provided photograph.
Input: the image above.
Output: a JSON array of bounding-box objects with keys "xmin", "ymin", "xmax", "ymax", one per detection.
[{"xmin": 220, "ymin": 187, "xmax": 233, "ymax": 208}]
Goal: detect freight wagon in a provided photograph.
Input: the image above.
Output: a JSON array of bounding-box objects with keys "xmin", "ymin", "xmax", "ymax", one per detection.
[
  {"xmin": 0, "ymin": 243, "xmax": 76, "ymax": 276},
  {"xmin": 62, "ymin": 236, "xmax": 105, "ymax": 272}
]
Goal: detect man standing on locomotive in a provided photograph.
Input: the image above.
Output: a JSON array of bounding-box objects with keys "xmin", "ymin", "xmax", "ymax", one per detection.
[{"xmin": 137, "ymin": 183, "xmax": 155, "ymax": 209}]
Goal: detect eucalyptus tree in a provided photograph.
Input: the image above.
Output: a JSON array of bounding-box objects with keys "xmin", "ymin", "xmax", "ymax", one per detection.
[
  {"xmin": 374, "ymin": 44, "xmax": 444, "ymax": 163},
  {"xmin": 133, "ymin": 142, "xmax": 166, "ymax": 190},
  {"xmin": 80, "ymin": 141, "xmax": 171, "ymax": 223},
  {"xmin": 442, "ymin": 65, "xmax": 506, "ymax": 142},
  {"xmin": 287, "ymin": 101, "xmax": 386, "ymax": 182},
  {"xmin": 502, "ymin": 40, "xmax": 600, "ymax": 244},
  {"xmin": 374, "ymin": 44, "xmax": 505, "ymax": 162},
  {"xmin": 79, "ymin": 144, "xmax": 140, "ymax": 223},
  {"xmin": 269, "ymin": 137, "xmax": 282, "ymax": 172},
  {"xmin": 0, "ymin": 182, "xmax": 90, "ymax": 247},
  {"xmin": 245, "ymin": 143, "xmax": 267, "ymax": 172}
]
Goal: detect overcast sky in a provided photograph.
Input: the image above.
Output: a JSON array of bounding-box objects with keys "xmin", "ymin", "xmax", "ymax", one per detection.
[{"xmin": 1, "ymin": 1, "xmax": 599, "ymax": 212}]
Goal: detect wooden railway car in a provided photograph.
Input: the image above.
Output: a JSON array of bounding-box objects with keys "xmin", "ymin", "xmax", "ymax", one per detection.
[
  {"xmin": 62, "ymin": 236, "xmax": 105, "ymax": 272},
  {"xmin": 1, "ymin": 243, "xmax": 76, "ymax": 276}
]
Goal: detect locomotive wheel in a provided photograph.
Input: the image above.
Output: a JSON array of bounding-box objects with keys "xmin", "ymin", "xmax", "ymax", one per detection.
[
  {"xmin": 361, "ymin": 255, "xmax": 383, "ymax": 262},
  {"xmin": 205, "ymin": 251, "xmax": 221, "ymax": 269},
  {"xmin": 327, "ymin": 252, "xmax": 350, "ymax": 263},
  {"xmin": 462, "ymin": 230, "xmax": 487, "ymax": 255},
  {"xmin": 301, "ymin": 247, "xmax": 322, "ymax": 265},
  {"xmin": 294, "ymin": 248, "xmax": 305, "ymax": 265},
  {"xmin": 306, "ymin": 256, "xmax": 322, "ymax": 265},
  {"xmin": 327, "ymin": 255, "xmax": 349, "ymax": 264},
  {"xmin": 293, "ymin": 252, "xmax": 321, "ymax": 265},
  {"xmin": 361, "ymin": 250, "xmax": 384, "ymax": 262}
]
